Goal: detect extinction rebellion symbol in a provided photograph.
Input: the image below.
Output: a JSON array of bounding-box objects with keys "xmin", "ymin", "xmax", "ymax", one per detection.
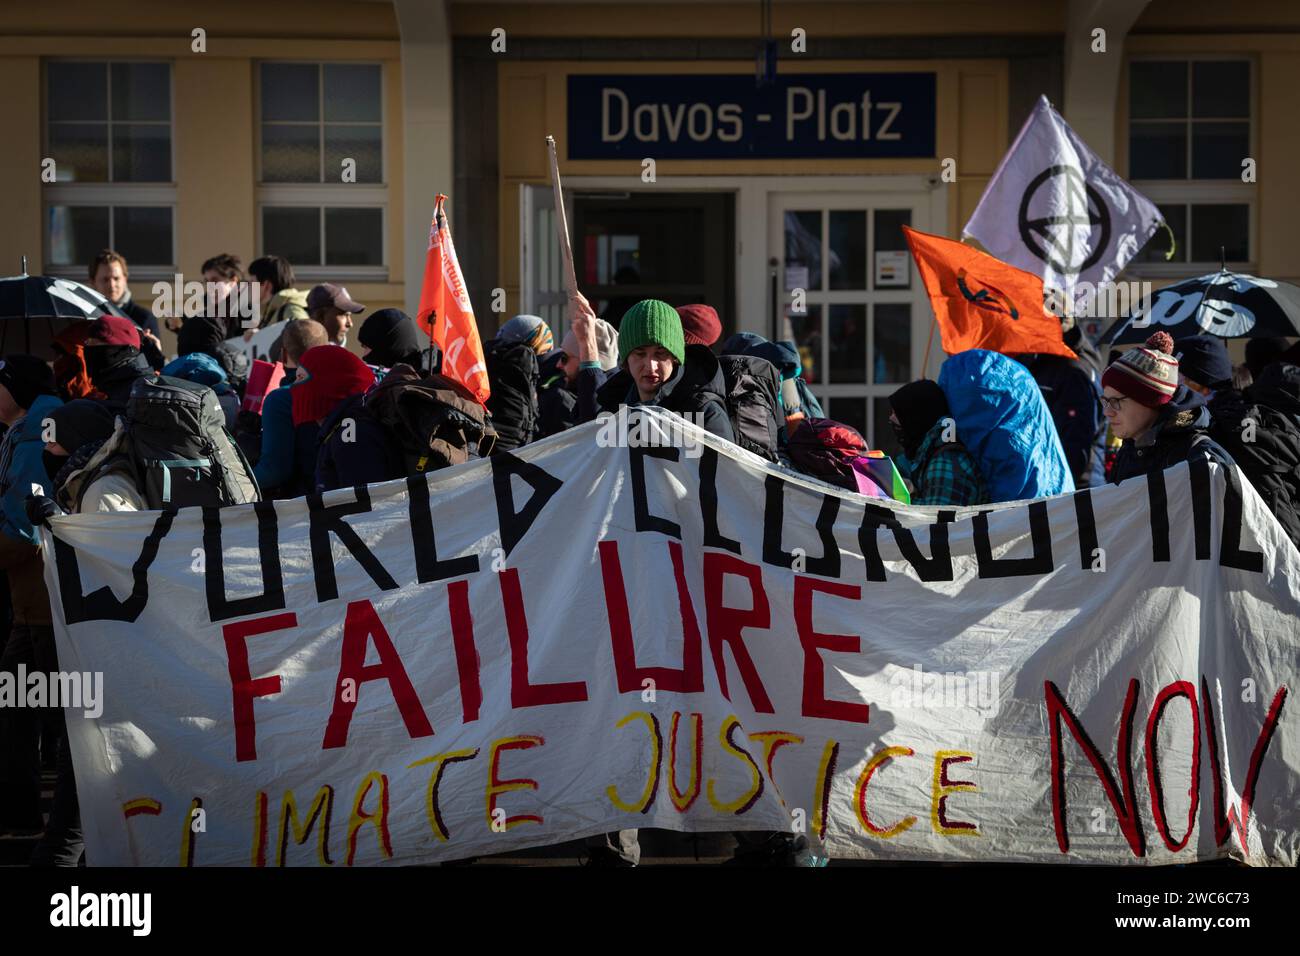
[{"xmin": 1018, "ymin": 164, "xmax": 1111, "ymax": 277}]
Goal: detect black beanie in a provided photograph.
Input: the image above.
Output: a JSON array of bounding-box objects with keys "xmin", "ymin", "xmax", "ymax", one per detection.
[
  {"xmin": 47, "ymin": 399, "xmax": 116, "ymax": 456},
  {"xmin": 1175, "ymin": 335, "xmax": 1233, "ymax": 390},
  {"xmin": 358, "ymin": 308, "xmax": 423, "ymax": 369},
  {"xmin": 889, "ymin": 379, "xmax": 950, "ymax": 458},
  {"xmin": 0, "ymin": 354, "xmax": 57, "ymax": 411}
]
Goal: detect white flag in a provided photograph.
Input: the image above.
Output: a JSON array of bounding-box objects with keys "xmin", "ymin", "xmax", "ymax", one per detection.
[{"xmin": 963, "ymin": 95, "xmax": 1163, "ymax": 303}]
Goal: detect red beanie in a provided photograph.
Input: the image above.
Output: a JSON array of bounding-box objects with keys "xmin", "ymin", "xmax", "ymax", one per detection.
[
  {"xmin": 1101, "ymin": 331, "xmax": 1179, "ymax": 408},
  {"xmin": 292, "ymin": 345, "xmax": 376, "ymax": 425},
  {"xmin": 676, "ymin": 304, "xmax": 722, "ymax": 347},
  {"xmin": 88, "ymin": 314, "xmax": 141, "ymax": 348}
]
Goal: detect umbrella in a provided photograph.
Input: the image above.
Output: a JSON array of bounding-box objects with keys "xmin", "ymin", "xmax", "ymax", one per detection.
[
  {"xmin": 0, "ymin": 256, "xmax": 127, "ymax": 353},
  {"xmin": 1100, "ymin": 268, "xmax": 1300, "ymax": 346}
]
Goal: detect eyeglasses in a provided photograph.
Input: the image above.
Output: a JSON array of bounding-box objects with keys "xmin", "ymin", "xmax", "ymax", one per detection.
[{"xmin": 1100, "ymin": 395, "xmax": 1129, "ymax": 412}]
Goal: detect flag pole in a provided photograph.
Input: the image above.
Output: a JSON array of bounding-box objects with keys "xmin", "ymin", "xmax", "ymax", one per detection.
[
  {"xmin": 545, "ymin": 136, "xmax": 579, "ymax": 304},
  {"xmin": 921, "ymin": 313, "xmax": 937, "ymax": 378}
]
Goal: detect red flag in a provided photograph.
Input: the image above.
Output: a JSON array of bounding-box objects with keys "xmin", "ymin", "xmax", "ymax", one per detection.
[
  {"xmin": 903, "ymin": 226, "xmax": 1076, "ymax": 360},
  {"xmin": 417, "ymin": 195, "xmax": 490, "ymax": 404}
]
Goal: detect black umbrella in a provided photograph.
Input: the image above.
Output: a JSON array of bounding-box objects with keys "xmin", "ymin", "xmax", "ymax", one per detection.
[
  {"xmin": 0, "ymin": 256, "xmax": 127, "ymax": 353},
  {"xmin": 1100, "ymin": 268, "xmax": 1300, "ymax": 346}
]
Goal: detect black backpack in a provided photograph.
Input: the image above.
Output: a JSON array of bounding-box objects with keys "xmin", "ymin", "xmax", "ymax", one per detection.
[
  {"xmin": 78, "ymin": 376, "xmax": 260, "ymax": 511},
  {"xmin": 1208, "ymin": 398, "xmax": 1300, "ymax": 548},
  {"xmin": 485, "ymin": 340, "xmax": 539, "ymax": 452},
  {"xmin": 718, "ymin": 353, "xmax": 782, "ymax": 462}
]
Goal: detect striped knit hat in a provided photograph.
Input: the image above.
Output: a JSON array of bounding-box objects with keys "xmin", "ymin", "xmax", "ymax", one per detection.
[{"xmin": 1101, "ymin": 331, "xmax": 1179, "ymax": 408}]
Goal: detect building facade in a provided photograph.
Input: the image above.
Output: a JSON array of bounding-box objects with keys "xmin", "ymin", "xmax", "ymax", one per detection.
[{"xmin": 1, "ymin": 0, "xmax": 1296, "ymax": 447}]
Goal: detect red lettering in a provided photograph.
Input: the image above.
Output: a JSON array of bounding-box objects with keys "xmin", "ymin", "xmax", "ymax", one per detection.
[
  {"xmin": 793, "ymin": 576, "xmax": 869, "ymax": 723},
  {"xmin": 223, "ymin": 612, "xmax": 296, "ymax": 762},
  {"xmin": 1045, "ymin": 679, "xmax": 1145, "ymax": 857},
  {"xmin": 500, "ymin": 568, "xmax": 588, "ymax": 707},
  {"xmin": 600, "ymin": 540, "xmax": 704, "ymax": 694},
  {"xmin": 322, "ymin": 600, "xmax": 434, "ymax": 750},
  {"xmin": 1201, "ymin": 677, "xmax": 1287, "ymax": 853},
  {"xmin": 701, "ymin": 552, "xmax": 774, "ymax": 713},
  {"xmin": 447, "ymin": 579, "xmax": 482, "ymax": 723},
  {"xmin": 1144, "ymin": 680, "xmax": 1199, "ymax": 852}
]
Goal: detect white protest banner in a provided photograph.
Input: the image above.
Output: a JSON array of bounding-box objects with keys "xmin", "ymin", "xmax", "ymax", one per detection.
[
  {"xmin": 43, "ymin": 409, "xmax": 1299, "ymax": 866},
  {"xmin": 235, "ymin": 320, "xmax": 287, "ymax": 363},
  {"xmin": 963, "ymin": 95, "xmax": 1163, "ymax": 305}
]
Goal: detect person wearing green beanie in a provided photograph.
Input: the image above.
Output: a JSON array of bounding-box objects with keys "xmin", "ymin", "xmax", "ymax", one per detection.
[{"xmin": 587, "ymin": 297, "xmax": 734, "ymax": 441}]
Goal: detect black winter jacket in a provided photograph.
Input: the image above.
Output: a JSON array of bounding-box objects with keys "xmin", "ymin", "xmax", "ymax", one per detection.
[
  {"xmin": 485, "ymin": 340, "xmax": 539, "ymax": 452},
  {"xmin": 1110, "ymin": 386, "xmax": 1235, "ymax": 485},
  {"xmin": 314, "ymin": 394, "xmax": 405, "ymax": 493},
  {"xmin": 596, "ymin": 343, "xmax": 735, "ymax": 442}
]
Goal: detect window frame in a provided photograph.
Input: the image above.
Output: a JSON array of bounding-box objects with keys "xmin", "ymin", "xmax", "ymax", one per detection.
[
  {"xmin": 42, "ymin": 58, "xmax": 177, "ymax": 278},
  {"xmin": 1123, "ymin": 54, "xmax": 1256, "ymax": 277},
  {"xmin": 255, "ymin": 60, "xmax": 388, "ymax": 280}
]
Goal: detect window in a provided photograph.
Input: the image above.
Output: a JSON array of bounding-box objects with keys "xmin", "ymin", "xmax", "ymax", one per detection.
[
  {"xmin": 256, "ymin": 62, "xmax": 386, "ymax": 276},
  {"xmin": 43, "ymin": 61, "xmax": 175, "ymax": 273},
  {"xmin": 1127, "ymin": 58, "xmax": 1253, "ymax": 271}
]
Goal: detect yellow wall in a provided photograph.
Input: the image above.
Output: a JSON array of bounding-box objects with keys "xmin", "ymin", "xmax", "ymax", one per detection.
[{"xmin": 495, "ymin": 58, "xmax": 1008, "ymax": 311}]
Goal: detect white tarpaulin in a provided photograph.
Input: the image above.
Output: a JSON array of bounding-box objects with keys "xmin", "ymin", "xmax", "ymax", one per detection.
[{"xmin": 42, "ymin": 409, "xmax": 1299, "ymax": 866}]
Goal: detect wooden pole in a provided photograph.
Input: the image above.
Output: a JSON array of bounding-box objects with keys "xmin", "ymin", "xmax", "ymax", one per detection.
[{"xmin": 545, "ymin": 135, "xmax": 579, "ymax": 302}]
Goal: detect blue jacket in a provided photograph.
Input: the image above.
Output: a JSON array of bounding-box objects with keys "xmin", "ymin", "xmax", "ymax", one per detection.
[
  {"xmin": 254, "ymin": 382, "xmax": 319, "ymax": 498},
  {"xmin": 0, "ymin": 393, "xmax": 64, "ymax": 545},
  {"xmin": 937, "ymin": 350, "xmax": 1075, "ymax": 502}
]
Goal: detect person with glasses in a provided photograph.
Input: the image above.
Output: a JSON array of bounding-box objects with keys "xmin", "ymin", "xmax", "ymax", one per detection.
[{"xmin": 1102, "ymin": 332, "xmax": 1234, "ymax": 485}]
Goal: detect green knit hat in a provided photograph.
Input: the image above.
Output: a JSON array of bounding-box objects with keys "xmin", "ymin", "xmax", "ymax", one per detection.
[{"xmin": 618, "ymin": 299, "xmax": 685, "ymax": 366}]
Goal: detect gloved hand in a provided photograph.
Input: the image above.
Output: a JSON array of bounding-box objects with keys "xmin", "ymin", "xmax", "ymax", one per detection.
[{"xmin": 25, "ymin": 493, "xmax": 62, "ymax": 529}]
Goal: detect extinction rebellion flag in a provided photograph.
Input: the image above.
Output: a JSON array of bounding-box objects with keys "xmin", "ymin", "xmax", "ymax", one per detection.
[{"xmin": 963, "ymin": 95, "xmax": 1163, "ymax": 303}]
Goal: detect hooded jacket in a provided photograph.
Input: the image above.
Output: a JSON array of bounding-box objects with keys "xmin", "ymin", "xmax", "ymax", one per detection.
[
  {"xmin": 1110, "ymin": 385, "xmax": 1235, "ymax": 485},
  {"xmin": 260, "ymin": 288, "xmax": 309, "ymax": 328},
  {"xmin": 596, "ymin": 343, "xmax": 734, "ymax": 442}
]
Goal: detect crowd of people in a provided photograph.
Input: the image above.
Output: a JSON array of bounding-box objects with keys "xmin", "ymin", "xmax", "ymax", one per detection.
[{"xmin": 0, "ymin": 245, "xmax": 1298, "ymax": 868}]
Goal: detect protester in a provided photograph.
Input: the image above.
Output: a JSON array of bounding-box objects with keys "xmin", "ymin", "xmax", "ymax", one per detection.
[
  {"xmin": 677, "ymin": 304, "xmax": 722, "ymax": 348},
  {"xmin": 174, "ymin": 253, "xmax": 245, "ymax": 353},
  {"xmin": 358, "ymin": 308, "xmax": 429, "ymax": 371},
  {"xmin": 306, "ymin": 284, "xmax": 365, "ymax": 347},
  {"xmin": 1180, "ymin": 334, "xmax": 1300, "ymax": 547},
  {"xmin": 0, "ymin": 357, "xmax": 73, "ymax": 862},
  {"xmin": 1103, "ymin": 332, "xmax": 1235, "ymax": 484},
  {"xmin": 291, "ymin": 345, "xmax": 393, "ymax": 492},
  {"xmin": 485, "ymin": 315, "xmax": 551, "ymax": 452},
  {"xmin": 888, "ymin": 379, "xmax": 990, "ymax": 506},
  {"xmin": 245, "ymin": 255, "xmax": 309, "ymax": 334},
  {"xmin": 87, "ymin": 249, "xmax": 164, "ymax": 369},
  {"xmin": 1022, "ymin": 322, "xmax": 1106, "ymax": 488},
  {"xmin": 937, "ymin": 349, "xmax": 1074, "ymax": 501},
  {"xmin": 254, "ymin": 319, "xmax": 330, "ymax": 497},
  {"xmin": 1245, "ymin": 337, "xmax": 1291, "ymax": 381},
  {"xmin": 594, "ymin": 299, "xmax": 734, "ymax": 442},
  {"xmin": 537, "ymin": 308, "xmax": 618, "ymax": 437},
  {"xmin": 83, "ymin": 314, "xmax": 155, "ymax": 409}
]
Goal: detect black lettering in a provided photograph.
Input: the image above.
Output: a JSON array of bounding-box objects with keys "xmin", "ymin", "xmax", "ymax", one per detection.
[
  {"xmin": 1219, "ymin": 465, "xmax": 1264, "ymax": 572},
  {"xmin": 307, "ymin": 488, "xmax": 398, "ymax": 603},
  {"xmin": 762, "ymin": 476, "xmax": 840, "ymax": 578},
  {"xmin": 204, "ymin": 502, "xmax": 285, "ymax": 623},
  {"xmin": 698, "ymin": 447, "xmax": 741, "ymax": 555},
  {"xmin": 53, "ymin": 510, "xmax": 174, "ymax": 624},
  {"xmin": 973, "ymin": 501, "xmax": 1054, "ymax": 578},
  {"xmin": 1073, "ymin": 489, "xmax": 1098, "ymax": 571},
  {"xmin": 492, "ymin": 451, "xmax": 565, "ymax": 555},
  {"xmin": 628, "ymin": 445, "xmax": 681, "ymax": 539},
  {"xmin": 1147, "ymin": 469, "xmax": 1170, "ymax": 563},
  {"xmin": 1189, "ymin": 458, "xmax": 1213, "ymax": 561},
  {"xmin": 408, "ymin": 474, "xmax": 479, "ymax": 582}
]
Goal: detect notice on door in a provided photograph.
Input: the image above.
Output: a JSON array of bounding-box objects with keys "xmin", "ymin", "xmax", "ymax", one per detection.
[
  {"xmin": 568, "ymin": 73, "xmax": 936, "ymax": 160},
  {"xmin": 875, "ymin": 250, "xmax": 910, "ymax": 288}
]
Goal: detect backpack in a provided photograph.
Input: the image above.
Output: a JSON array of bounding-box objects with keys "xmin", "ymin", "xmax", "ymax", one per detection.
[
  {"xmin": 362, "ymin": 364, "xmax": 498, "ymax": 474},
  {"xmin": 718, "ymin": 353, "xmax": 782, "ymax": 462},
  {"xmin": 1208, "ymin": 400, "xmax": 1300, "ymax": 548},
  {"xmin": 485, "ymin": 340, "xmax": 539, "ymax": 452},
  {"xmin": 78, "ymin": 375, "xmax": 259, "ymax": 510}
]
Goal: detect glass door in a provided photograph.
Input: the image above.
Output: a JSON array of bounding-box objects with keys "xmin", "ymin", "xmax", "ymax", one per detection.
[{"xmin": 768, "ymin": 193, "xmax": 929, "ymax": 455}]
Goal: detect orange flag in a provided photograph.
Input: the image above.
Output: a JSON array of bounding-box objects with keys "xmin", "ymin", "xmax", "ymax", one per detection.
[
  {"xmin": 903, "ymin": 226, "xmax": 1075, "ymax": 360},
  {"xmin": 417, "ymin": 194, "xmax": 490, "ymax": 404}
]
